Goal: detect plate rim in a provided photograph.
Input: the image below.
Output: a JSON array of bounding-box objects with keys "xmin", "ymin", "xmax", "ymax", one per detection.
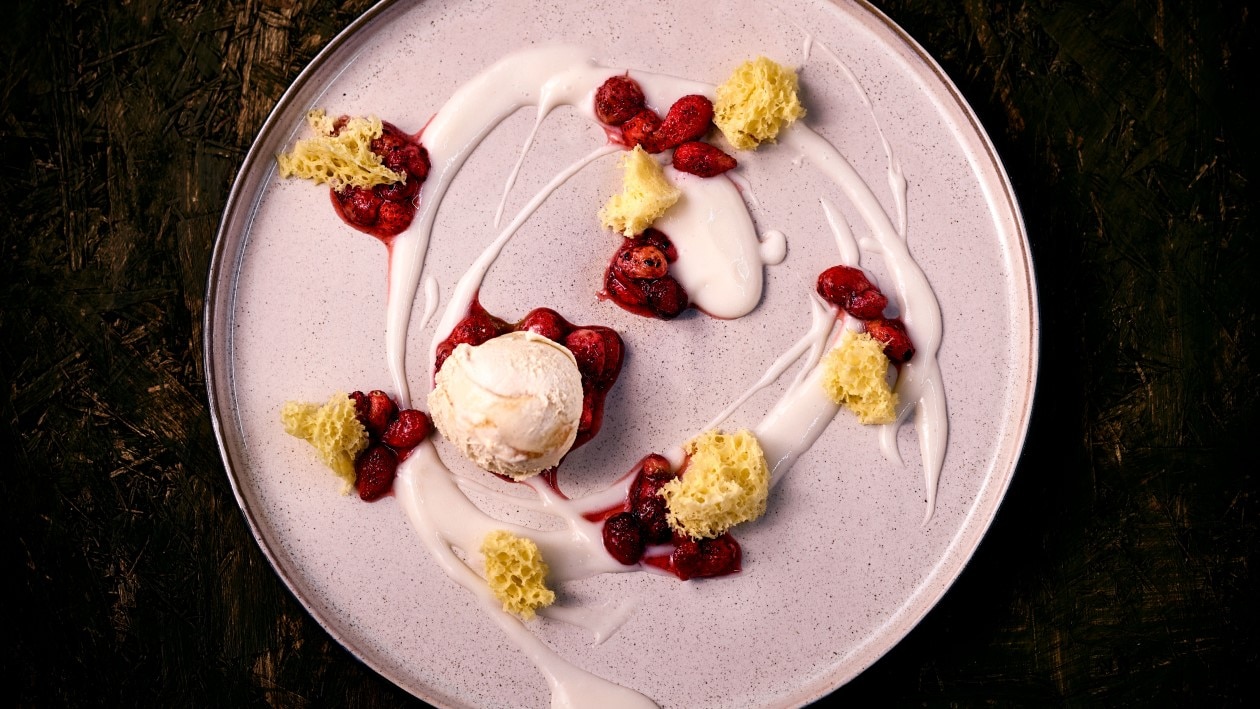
[{"xmin": 203, "ymin": 0, "xmax": 1040, "ymax": 705}]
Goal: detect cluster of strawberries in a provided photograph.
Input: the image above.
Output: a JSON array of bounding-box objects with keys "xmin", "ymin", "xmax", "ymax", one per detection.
[
  {"xmin": 595, "ymin": 75, "xmax": 745, "ymax": 321},
  {"xmin": 603, "ymin": 228, "xmax": 689, "ymax": 320},
  {"xmin": 331, "ymin": 120, "xmax": 431, "ymax": 239},
  {"xmin": 601, "ymin": 454, "xmax": 741, "ymax": 580},
  {"xmin": 434, "ymin": 302, "xmax": 624, "ymax": 452},
  {"xmin": 349, "ymin": 390, "xmax": 432, "ymax": 500},
  {"xmin": 595, "ymin": 75, "xmax": 737, "ymax": 177},
  {"xmin": 816, "ymin": 265, "xmax": 915, "ymax": 363}
]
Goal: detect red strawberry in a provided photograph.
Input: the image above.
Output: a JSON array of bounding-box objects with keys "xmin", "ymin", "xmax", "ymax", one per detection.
[
  {"xmin": 634, "ymin": 495, "xmax": 672, "ymax": 545},
  {"xmin": 604, "ymin": 267, "xmax": 649, "ymax": 308},
  {"xmin": 370, "ymin": 123, "xmax": 408, "ymax": 155},
  {"xmin": 672, "ymin": 141, "xmax": 737, "ymax": 177},
  {"xmin": 356, "ymin": 390, "xmax": 396, "ymax": 436},
  {"xmin": 575, "ymin": 387, "xmax": 597, "ymax": 435},
  {"xmin": 398, "ymin": 144, "xmax": 431, "ymax": 182},
  {"xmin": 671, "ymin": 535, "xmax": 741, "ymax": 580},
  {"xmin": 649, "ymin": 95, "xmax": 714, "ymax": 152},
  {"xmin": 641, "ymin": 228, "xmax": 678, "ymax": 262},
  {"xmin": 817, "ymin": 265, "xmax": 888, "ymax": 319},
  {"xmin": 374, "ymin": 175, "xmax": 419, "ymax": 202},
  {"xmin": 603, "ymin": 512, "xmax": 646, "ymax": 565},
  {"xmin": 436, "ymin": 306, "xmax": 509, "ymax": 373},
  {"xmin": 332, "ymin": 185, "xmax": 381, "ymax": 227},
  {"xmin": 349, "ymin": 391, "xmax": 370, "ymax": 428},
  {"xmin": 696, "ymin": 536, "xmax": 742, "ymax": 577},
  {"xmin": 614, "ymin": 242, "xmax": 669, "ymax": 279},
  {"xmin": 846, "ymin": 288, "xmax": 888, "ymax": 320},
  {"xmin": 355, "ymin": 443, "xmax": 398, "ymax": 501},
  {"xmin": 644, "ymin": 276, "xmax": 689, "ymax": 320},
  {"xmin": 671, "ymin": 539, "xmax": 700, "ymax": 579},
  {"xmin": 516, "ymin": 308, "xmax": 571, "ymax": 343},
  {"xmin": 631, "ymin": 469, "xmax": 668, "ymax": 509},
  {"xmin": 620, "ymin": 109, "xmax": 662, "ymax": 151},
  {"xmin": 373, "ymin": 122, "xmax": 431, "ymax": 181},
  {"xmin": 380, "ymin": 409, "xmax": 431, "ymax": 449},
  {"xmin": 564, "ymin": 327, "xmax": 624, "ymax": 388},
  {"xmin": 816, "ymin": 265, "xmax": 875, "ymax": 307},
  {"xmin": 639, "ymin": 454, "xmax": 676, "ymax": 481},
  {"xmin": 595, "ymin": 75, "xmax": 647, "ymax": 126},
  {"xmin": 374, "ymin": 200, "xmax": 416, "ymax": 237},
  {"xmin": 865, "ymin": 318, "xmax": 916, "ymax": 363}
]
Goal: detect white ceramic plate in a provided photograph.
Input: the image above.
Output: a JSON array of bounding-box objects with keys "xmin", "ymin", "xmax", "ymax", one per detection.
[{"xmin": 206, "ymin": 1, "xmax": 1037, "ymax": 706}]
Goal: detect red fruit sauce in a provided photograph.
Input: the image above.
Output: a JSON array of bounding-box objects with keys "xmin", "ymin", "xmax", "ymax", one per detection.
[{"xmin": 601, "ymin": 228, "xmax": 690, "ymax": 320}]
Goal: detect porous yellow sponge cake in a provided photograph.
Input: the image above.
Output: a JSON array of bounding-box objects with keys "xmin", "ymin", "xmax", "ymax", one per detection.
[
  {"xmin": 821, "ymin": 330, "xmax": 898, "ymax": 424},
  {"xmin": 481, "ymin": 531, "xmax": 555, "ymax": 619},
  {"xmin": 661, "ymin": 429, "xmax": 770, "ymax": 539},
  {"xmin": 277, "ymin": 109, "xmax": 405, "ymax": 189},
  {"xmin": 280, "ymin": 392, "xmax": 368, "ymax": 492},
  {"xmin": 599, "ymin": 145, "xmax": 680, "ymax": 237},
  {"xmin": 713, "ymin": 57, "xmax": 805, "ymax": 150}
]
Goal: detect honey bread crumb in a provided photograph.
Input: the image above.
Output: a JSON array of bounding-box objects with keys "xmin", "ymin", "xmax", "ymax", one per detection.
[
  {"xmin": 277, "ymin": 109, "xmax": 405, "ymax": 190},
  {"xmin": 481, "ymin": 530, "xmax": 556, "ymax": 619},
  {"xmin": 599, "ymin": 145, "xmax": 681, "ymax": 237},
  {"xmin": 713, "ymin": 57, "xmax": 805, "ymax": 150},
  {"xmin": 661, "ymin": 429, "xmax": 770, "ymax": 539},
  {"xmin": 280, "ymin": 392, "xmax": 368, "ymax": 493},
  {"xmin": 821, "ymin": 330, "xmax": 898, "ymax": 424}
]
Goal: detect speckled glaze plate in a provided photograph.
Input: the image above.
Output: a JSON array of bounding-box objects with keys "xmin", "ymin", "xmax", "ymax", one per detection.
[{"xmin": 205, "ymin": 0, "xmax": 1037, "ymax": 707}]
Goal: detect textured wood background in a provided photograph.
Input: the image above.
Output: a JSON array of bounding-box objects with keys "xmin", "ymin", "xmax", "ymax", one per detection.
[{"xmin": 3, "ymin": 0, "xmax": 1255, "ymax": 705}]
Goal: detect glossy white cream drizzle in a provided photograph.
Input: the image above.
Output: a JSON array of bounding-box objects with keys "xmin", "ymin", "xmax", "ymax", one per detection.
[
  {"xmin": 783, "ymin": 124, "xmax": 947, "ymax": 523},
  {"xmin": 809, "ymin": 40, "xmax": 909, "ymax": 238},
  {"xmin": 357, "ymin": 42, "xmax": 949, "ymax": 706},
  {"xmin": 395, "ymin": 446, "xmax": 656, "ymax": 709},
  {"xmin": 654, "ymin": 168, "xmax": 773, "ymax": 318}
]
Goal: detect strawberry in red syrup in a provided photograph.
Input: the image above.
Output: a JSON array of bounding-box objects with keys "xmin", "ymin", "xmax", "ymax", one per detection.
[
  {"xmin": 345, "ymin": 391, "xmax": 433, "ymax": 501},
  {"xmin": 672, "ymin": 141, "xmax": 737, "ymax": 177},
  {"xmin": 864, "ymin": 317, "xmax": 916, "ymax": 364},
  {"xmin": 670, "ymin": 535, "xmax": 742, "ymax": 580},
  {"xmin": 594, "ymin": 452, "xmax": 743, "ymax": 580},
  {"xmin": 330, "ymin": 120, "xmax": 431, "ymax": 240},
  {"xmin": 603, "ymin": 512, "xmax": 647, "ymax": 565},
  {"xmin": 817, "ymin": 264, "xmax": 890, "ymax": 321},
  {"xmin": 595, "ymin": 75, "xmax": 647, "ymax": 126},
  {"xmin": 355, "ymin": 443, "xmax": 398, "ymax": 501},
  {"xmin": 602, "ymin": 229, "xmax": 690, "ymax": 320},
  {"xmin": 434, "ymin": 300, "xmax": 510, "ymax": 375}
]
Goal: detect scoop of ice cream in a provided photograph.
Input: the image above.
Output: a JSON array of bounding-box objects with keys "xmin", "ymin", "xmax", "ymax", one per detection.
[{"xmin": 427, "ymin": 331, "xmax": 584, "ymax": 479}]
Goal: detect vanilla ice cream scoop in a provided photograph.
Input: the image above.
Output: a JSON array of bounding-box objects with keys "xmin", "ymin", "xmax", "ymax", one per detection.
[{"xmin": 427, "ymin": 331, "xmax": 584, "ymax": 479}]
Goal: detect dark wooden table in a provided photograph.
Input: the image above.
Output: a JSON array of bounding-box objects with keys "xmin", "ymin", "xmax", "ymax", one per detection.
[{"xmin": 4, "ymin": 1, "xmax": 1255, "ymax": 705}]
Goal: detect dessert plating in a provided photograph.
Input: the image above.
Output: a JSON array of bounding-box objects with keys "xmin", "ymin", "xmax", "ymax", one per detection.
[{"xmin": 274, "ymin": 44, "xmax": 948, "ymax": 708}]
